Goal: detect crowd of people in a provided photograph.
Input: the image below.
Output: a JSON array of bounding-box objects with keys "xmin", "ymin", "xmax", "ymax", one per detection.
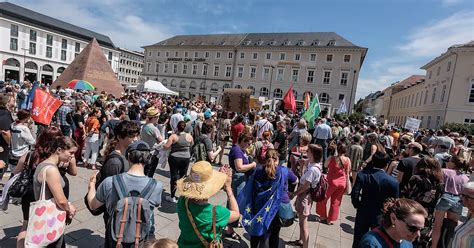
[{"xmin": 0, "ymin": 80, "xmax": 473, "ymax": 248}]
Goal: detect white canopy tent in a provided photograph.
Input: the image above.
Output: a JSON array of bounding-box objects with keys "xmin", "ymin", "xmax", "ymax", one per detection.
[{"xmin": 143, "ymin": 80, "xmax": 179, "ymax": 96}]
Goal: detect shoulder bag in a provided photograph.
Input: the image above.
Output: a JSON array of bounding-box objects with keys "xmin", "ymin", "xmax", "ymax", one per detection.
[{"xmin": 185, "ymin": 199, "xmax": 223, "ymax": 248}]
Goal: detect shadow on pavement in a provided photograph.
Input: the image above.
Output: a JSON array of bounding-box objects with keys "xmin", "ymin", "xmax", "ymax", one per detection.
[
  {"xmin": 155, "ymin": 168, "xmax": 170, "ymax": 178},
  {"xmin": 158, "ymin": 192, "xmax": 177, "ymax": 214},
  {"xmin": 346, "ymin": 215, "xmax": 355, "ymax": 222},
  {"xmin": 1, "ymin": 224, "xmax": 21, "ymax": 239},
  {"xmin": 340, "ymin": 223, "xmax": 354, "ymax": 234},
  {"xmin": 67, "ymin": 229, "xmax": 105, "ymax": 246}
]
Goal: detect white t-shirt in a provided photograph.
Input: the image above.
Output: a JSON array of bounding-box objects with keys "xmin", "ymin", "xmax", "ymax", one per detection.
[
  {"xmin": 300, "ymin": 162, "xmax": 322, "ymax": 188},
  {"xmin": 254, "ymin": 119, "xmax": 273, "ymax": 139}
]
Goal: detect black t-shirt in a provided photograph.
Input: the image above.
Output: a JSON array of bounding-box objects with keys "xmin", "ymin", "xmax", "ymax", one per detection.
[
  {"xmin": 0, "ymin": 109, "xmax": 13, "ymax": 147},
  {"xmin": 273, "ymin": 131, "xmax": 288, "ymax": 161},
  {"xmin": 396, "ymin": 156, "xmax": 421, "ymax": 190},
  {"xmin": 72, "ymin": 113, "xmax": 84, "ymax": 128}
]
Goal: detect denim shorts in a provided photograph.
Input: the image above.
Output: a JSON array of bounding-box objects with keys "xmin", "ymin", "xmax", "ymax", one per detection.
[{"xmin": 435, "ymin": 193, "xmax": 463, "ymax": 215}]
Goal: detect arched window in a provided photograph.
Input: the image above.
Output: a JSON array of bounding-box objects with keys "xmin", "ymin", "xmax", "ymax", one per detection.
[
  {"xmin": 247, "ymin": 86, "xmax": 255, "ymax": 95},
  {"xmin": 200, "ymin": 81, "xmax": 206, "ymax": 90},
  {"xmin": 57, "ymin": 67, "xmax": 65, "ymax": 74},
  {"xmin": 223, "ymin": 83, "xmax": 230, "ymax": 92},
  {"xmin": 210, "ymin": 83, "xmax": 218, "ymax": 93},
  {"xmin": 189, "ymin": 81, "xmax": 196, "ymax": 89},
  {"xmin": 260, "ymin": 87, "xmax": 269, "ymax": 97},
  {"xmin": 170, "ymin": 79, "xmax": 177, "ymax": 88},
  {"xmin": 304, "ymin": 91, "xmax": 313, "ymax": 98},
  {"xmin": 42, "ymin": 64, "xmax": 53, "ymax": 72},
  {"xmin": 180, "ymin": 80, "xmax": 186, "ymax": 89},
  {"xmin": 25, "ymin": 61, "xmax": 38, "ymax": 70},
  {"xmin": 235, "ymin": 85, "xmax": 242, "ymax": 89},
  {"xmin": 273, "ymin": 88, "xmax": 283, "ymax": 98},
  {"xmin": 5, "ymin": 58, "xmax": 20, "ymax": 67},
  {"xmin": 320, "ymin": 93, "xmax": 329, "ymax": 103},
  {"xmin": 162, "ymin": 79, "xmax": 167, "ymax": 86}
]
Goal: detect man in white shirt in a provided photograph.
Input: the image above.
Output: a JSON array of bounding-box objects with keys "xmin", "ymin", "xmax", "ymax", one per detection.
[
  {"xmin": 170, "ymin": 108, "xmax": 184, "ymax": 132},
  {"xmin": 254, "ymin": 112, "xmax": 273, "ymax": 139}
]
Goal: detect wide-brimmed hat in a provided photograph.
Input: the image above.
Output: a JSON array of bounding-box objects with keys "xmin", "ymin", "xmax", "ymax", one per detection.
[
  {"xmin": 176, "ymin": 161, "xmax": 227, "ymax": 200},
  {"xmin": 145, "ymin": 107, "xmax": 159, "ymax": 117}
]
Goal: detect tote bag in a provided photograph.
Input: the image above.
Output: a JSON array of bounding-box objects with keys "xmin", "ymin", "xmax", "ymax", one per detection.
[{"xmin": 25, "ymin": 166, "xmax": 66, "ymax": 247}]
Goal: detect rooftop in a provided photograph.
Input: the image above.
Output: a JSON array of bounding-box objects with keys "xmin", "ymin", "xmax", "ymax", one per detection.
[
  {"xmin": 393, "ymin": 75, "xmax": 425, "ymax": 89},
  {"xmin": 421, "ymin": 40, "xmax": 474, "ymax": 69},
  {"xmin": 0, "ymin": 2, "xmax": 116, "ymax": 49}
]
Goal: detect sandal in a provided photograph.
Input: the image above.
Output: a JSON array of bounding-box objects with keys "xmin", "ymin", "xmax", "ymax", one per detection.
[
  {"xmin": 287, "ymin": 240, "xmax": 303, "ymax": 246},
  {"xmin": 225, "ymin": 231, "xmax": 241, "ymax": 240}
]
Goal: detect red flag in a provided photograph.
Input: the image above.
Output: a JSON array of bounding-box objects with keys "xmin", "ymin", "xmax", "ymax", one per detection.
[
  {"xmin": 31, "ymin": 89, "xmax": 62, "ymax": 125},
  {"xmin": 283, "ymin": 86, "xmax": 296, "ymax": 113}
]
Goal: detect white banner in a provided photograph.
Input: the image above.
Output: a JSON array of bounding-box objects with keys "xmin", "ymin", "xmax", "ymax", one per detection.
[{"xmin": 404, "ymin": 117, "xmax": 421, "ymax": 131}]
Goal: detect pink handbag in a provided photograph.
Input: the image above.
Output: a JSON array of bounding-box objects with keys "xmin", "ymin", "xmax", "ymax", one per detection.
[{"xmin": 25, "ymin": 166, "xmax": 66, "ymax": 247}]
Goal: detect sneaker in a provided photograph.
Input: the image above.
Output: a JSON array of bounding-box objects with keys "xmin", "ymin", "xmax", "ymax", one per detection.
[{"xmin": 165, "ymin": 196, "xmax": 177, "ymax": 203}]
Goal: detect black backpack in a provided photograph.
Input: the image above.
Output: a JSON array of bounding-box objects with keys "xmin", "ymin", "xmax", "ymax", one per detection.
[{"xmin": 8, "ymin": 152, "xmax": 34, "ymax": 198}]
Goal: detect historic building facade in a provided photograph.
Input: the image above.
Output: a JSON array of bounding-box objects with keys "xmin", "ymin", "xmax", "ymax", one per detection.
[
  {"xmin": 0, "ymin": 2, "xmax": 119, "ymax": 85},
  {"xmin": 142, "ymin": 32, "xmax": 367, "ymax": 113},
  {"xmin": 117, "ymin": 47, "xmax": 144, "ymax": 86},
  {"xmin": 370, "ymin": 41, "xmax": 474, "ymax": 129}
]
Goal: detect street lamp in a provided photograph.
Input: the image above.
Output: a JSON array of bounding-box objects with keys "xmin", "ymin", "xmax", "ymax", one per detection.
[{"xmin": 268, "ymin": 65, "xmax": 275, "ymax": 110}]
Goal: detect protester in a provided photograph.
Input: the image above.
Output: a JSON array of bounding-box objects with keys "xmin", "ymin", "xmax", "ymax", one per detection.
[
  {"xmin": 358, "ymin": 198, "xmax": 427, "ymax": 247},
  {"xmin": 216, "ymin": 111, "xmax": 231, "ymax": 165},
  {"xmin": 451, "ymin": 182, "xmax": 474, "ymax": 248},
  {"xmin": 273, "ymin": 121, "xmax": 289, "ymax": 166},
  {"xmin": 0, "ymin": 94, "xmax": 14, "ymax": 179},
  {"xmin": 290, "ymin": 132, "xmax": 312, "ymax": 177},
  {"xmin": 72, "ymin": 101, "xmax": 87, "ymax": 163},
  {"xmin": 313, "ymin": 118, "xmax": 332, "ymax": 165},
  {"xmin": 8, "ymin": 109, "xmax": 35, "ymax": 174},
  {"xmin": 195, "ymin": 122, "xmax": 221, "ymax": 163},
  {"xmin": 316, "ymin": 143, "xmax": 351, "ymax": 225},
  {"xmin": 396, "ymin": 142, "xmax": 422, "ymax": 191},
  {"xmin": 163, "ymin": 120, "xmax": 193, "ymax": 203},
  {"xmin": 84, "ymin": 108, "xmax": 101, "ymax": 170},
  {"xmin": 176, "ymin": 161, "xmax": 240, "ymax": 247},
  {"xmin": 348, "ymin": 134, "xmax": 363, "ymax": 185}
]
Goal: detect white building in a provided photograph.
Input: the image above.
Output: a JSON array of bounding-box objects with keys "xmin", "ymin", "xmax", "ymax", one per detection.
[
  {"xmin": 0, "ymin": 2, "xmax": 119, "ymax": 85},
  {"xmin": 143, "ymin": 33, "xmax": 367, "ymax": 113},
  {"xmin": 117, "ymin": 47, "xmax": 144, "ymax": 86}
]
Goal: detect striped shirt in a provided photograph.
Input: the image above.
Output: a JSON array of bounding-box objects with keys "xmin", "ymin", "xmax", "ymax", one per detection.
[{"xmin": 451, "ymin": 218, "xmax": 473, "ymax": 248}]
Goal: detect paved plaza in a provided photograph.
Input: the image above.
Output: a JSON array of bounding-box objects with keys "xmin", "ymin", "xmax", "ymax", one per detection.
[{"xmin": 0, "ymin": 153, "xmax": 357, "ymax": 248}]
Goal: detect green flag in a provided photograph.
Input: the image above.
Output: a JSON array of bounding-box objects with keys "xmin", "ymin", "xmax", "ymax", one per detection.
[{"xmin": 302, "ymin": 94, "xmax": 321, "ymax": 129}]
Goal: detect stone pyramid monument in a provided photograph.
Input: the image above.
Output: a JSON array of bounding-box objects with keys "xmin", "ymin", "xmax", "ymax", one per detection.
[{"xmin": 52, "ymin": 38, "xmax": 124, "ymax": 96}]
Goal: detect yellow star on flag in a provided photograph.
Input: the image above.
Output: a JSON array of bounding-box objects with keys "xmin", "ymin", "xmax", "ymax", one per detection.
[
  {"xmin": 265, "ymin": 206, "xmax": 271, "ymax": 212},
  {"xmin": 243, "ymin": 219, "xmax": 249, "ymax": 225},
  {"xmin": 257, "ymin": 216, "xmax": 263, "ymax": 223},
  {"xmin": 246, "ymin": 207, "xmax": 251, "ymax": 213}
]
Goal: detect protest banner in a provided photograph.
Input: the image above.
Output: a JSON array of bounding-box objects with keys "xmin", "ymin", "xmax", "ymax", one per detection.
[
  {"xmin": 221, "ymin": 89, "xmax": 251, "ymax": 113},
  {"xmin": 404, "ymin": 117, "xmax": 422, "ymax": 131},
  {"xmin": 31, "ymin": 88, "xmax": 62, "ymax": 125}
]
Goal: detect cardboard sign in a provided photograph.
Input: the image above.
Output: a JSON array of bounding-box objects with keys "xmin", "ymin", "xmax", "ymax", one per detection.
[
  {"xmin": 221, "ymin": 89, "xmax": 251, "ymax": 113},
  {"xmin": 249, "ymin": 97, "xmax": 262, "ymax": 110},
  {"xmin": 404, "ymin": 117, "xmax": 422, "ymax": 131}
]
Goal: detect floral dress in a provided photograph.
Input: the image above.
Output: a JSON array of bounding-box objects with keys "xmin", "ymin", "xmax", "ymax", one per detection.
[{"xmin": 402, "ymin": 175, "xmax": 443, "ymax": 247}]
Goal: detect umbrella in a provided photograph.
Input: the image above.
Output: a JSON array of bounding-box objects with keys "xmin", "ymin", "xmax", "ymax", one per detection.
[{"xmin": 67, "ymin": 79, "xmax": 95, "ymax": 90}]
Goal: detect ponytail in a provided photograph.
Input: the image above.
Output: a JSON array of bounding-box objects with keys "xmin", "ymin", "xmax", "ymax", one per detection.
[{"xmin": 265, "ymin": 149, "xmax": 279, "ymax": 179}]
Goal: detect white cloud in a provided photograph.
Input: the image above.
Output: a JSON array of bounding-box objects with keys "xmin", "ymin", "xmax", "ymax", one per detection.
[{"xmin": 357, "ymin": 11, "xmax": 474, "ymax": 100}]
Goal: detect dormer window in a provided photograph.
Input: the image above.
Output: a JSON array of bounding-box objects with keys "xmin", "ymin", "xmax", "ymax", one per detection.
[
  {"xmin": 297, "ymin": 40, "xmax": 305, "ymax": 46},
  {"xmin": 283, "ymin": 40, "xmax": 291, "ymax": 46},
  {"xmin": 179, "ymin": 42, "xmax": 185, "ymax": 45},
  {"xmin": 220, "ymin": 40, "xmax": 226, "ymax": 45},
  {"xmin": 328, "ymin": 40, "xmax": 336, "ymax": 46},
  {"xmin": 245, "ymin": 40, "xmax": 252, "ymax": 45},
  {"xmin": 199, "ymin": 41, "xmax": 206, "ymax": 45},
  {"xmin": 269, "ymin": 40, "xmax": 277, "ymax": 46},
  {"xmin": 256, "ymin": 40, "xmax": 264, "ymax": 46},
  {"xmin": 311, "ymin": 40, "xmax": 319, "ymax": 46}
]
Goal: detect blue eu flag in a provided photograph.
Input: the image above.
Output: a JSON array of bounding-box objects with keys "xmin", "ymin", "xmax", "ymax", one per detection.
[{"xmin": 237, "ymin": 167, "xmax": 288, "ymax": 236}]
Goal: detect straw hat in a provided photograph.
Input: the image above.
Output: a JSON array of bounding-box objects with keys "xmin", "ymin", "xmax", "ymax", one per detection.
[
  {"xmin": 176, "ymin": 161, "xmax": 227, "ymax": 200},
  {"xmin": 145, "ymin": 107, "xmax": 159, "ymax": 118}
]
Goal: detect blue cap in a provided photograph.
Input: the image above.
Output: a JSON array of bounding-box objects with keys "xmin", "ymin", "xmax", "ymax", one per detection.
[
  {"xmin": 126, "ymin": 141, "xmax": 150, "ymax": 154},
  {"xmin": 204, "ymin": 110, "xmax": 212, "ymax": 119}
]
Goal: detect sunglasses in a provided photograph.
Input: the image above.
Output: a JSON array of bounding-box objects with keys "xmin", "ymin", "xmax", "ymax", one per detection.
[{"xmin": 400, "ymin": 219, "xmax": 423, "ymax": 233}]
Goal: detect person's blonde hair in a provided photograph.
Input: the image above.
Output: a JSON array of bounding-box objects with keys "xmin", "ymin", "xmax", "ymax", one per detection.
[
  {"xmin": 300, "ymin": 132, "xmax": 312, "ymax": 145},
  {"xmin": 265, "ymin": 149, "xmax": 279, "ymax": 179},
  {"xmin": 297, "ymin": 119, "xmax": 307, "ymax": 129},
  {"xmin": 144, "ymin": 238, "xmax": 178, "ymax": 248}
]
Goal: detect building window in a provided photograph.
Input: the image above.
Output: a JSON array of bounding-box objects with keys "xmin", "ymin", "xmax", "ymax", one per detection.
[
  {"xmin": 225, "ymin": 66, "xmax": 232, "ymax": 77},
  {"xmin": 184, "ymin": 51, "xmax": 188, "ymax": 58},
  {"xmin": 248, "ymin": 86, "xmax": 255, "ymax": 95},
  {"xmin": 203, "ymin": 64, "xmax": 208, "ymax": 76},
  {"xmin": 216, "ymin": 52, "xmax": 221, "ymax": 59},
  {"xmin": 147, "ymin": 63, "xmax": 151, "ymax": 72},
  {"xmin": 192, "ymin": 64, "xmax": 197, "ymax": 75},
  {"xmin": 10, "ymin": 24, "xmax": 18, "ymax": 37},
  {"xmin": 260, "ymin": 87, "xmax": 269, "ymax": 97},
  {"xmin": 148, "ymin": 51, "xmax": 152, "ymax": 57},
  {"xmin": 164, "ymin": 63, "xmax": 169, "ymax": 73},
  {"xmin": 424, "ymin": 90, "xmax": 428, "ymax": 105},
  {"xmin": 280, "ymin": 53, "xmax": 286, "ymax": 60},
  {"xmin": 428, "ymin": 71, "xmax": 432, "ymax": 79},
  {"xmin": 427, "ymin": 116, "xmax": 432, "ymax": 128},
  {"xmin": 10, "ymin": 38, "xmax": 18, "ymax": 51},
  {"xmin": 310, "ymin": 54, "xmax": 316, "ymax": 62},
  {"xmin": 277, "ymin": 68, "xmax": 284, "ymax": 81},
  {"xmin": 419, "ymin": 92, "xmax": 423, "ymax": 106},
  {"xmin": 61, "ymin": 39, "xmax": 67, "ymax": 49},
  {"xmin": 291, "ymin": 69, "xmax": 299, "ymax": 82},
  {"xmin": 214, "ymin": 65, "xmax": 219, "ymax": 76},
  {"xmin": 157, "ymin": 51, "xmax": 160, "ymax": 57},
  {"xmin": 340, "ymin": 71, "xmax": 348, "ymax": 86},
  {"xmin": 447, "ymin": 61, "xmax": 451, "ymax": 72},
  {"xmin": 228, "ymin": 52, "xmax": 233, "ymax": 59},
  {"xmin": 344, "ymin": 54, "xmax": 351, "ymax": 63},
  {"xmin": 29, "ymin": 30, "xmax": 37, "ymax": 42},
  {"xmin": 441, "ymin": 84, "xmax": 446, "ymax": 102},
  {"xmin": 182, "ymin": 64, "xmax": 187, "ymax": 74},
  {"xmin": 175, "ymin": 51, "xmax": 179, "ymax": 57},
  {"xmin": 29, "ymin": 42, "xmax": 36, "ymax": 55},
  {"xmin": 436, "ymin": 116, "xmax": 441, "ymax": 128},
  {"xmin": 307, "ymin": 70, "xmax": 315, "ymax": 83},
  {"xmin": 323, "ymin": 71, "xmax": 331, "ymax": 84},
  {"xmin": 46, "ymin": 35, "xmax": 53, "ymax": 46},
  {"xmin": 252, "ymin": 53, "xmax": 258, "ymax": 60},
  {"xmin": 238, "ymin": 67, "xmax": 243, "ymax": 78},
  {"xmin": 415, "ymin": 92, "xmax": 419, "ymax": 106},
  {"xmin": 469, "ymin": 81, "xmax": 474, "ymax": 103},
  {"xmin": 46, "ymin": 47, "xmax": 52, "ymax": 58},
  {"xmin": 320, "ymin": 93, "xmax": 329, "ymax": 103},
  {"xmin": 108, "ymin": 51, "xmax": 113, "ymax": 60},
  {"xmin": 250, "ymin": 67, "xmax": 256, "ymax": 79},
  {"xmin": 431, "ymin": 87, "xmax": 436, "ymax": 103},
  {"xmin": 338, "ymin": 94, "xmax": 345, "ymax": 100},
  {"xmin": 155, "ymin": 63, "xmax": 160, "ymax": 73},
  {"xmin": 326, "ymin": 54, "xmax": 333, "ymax": 62},
  {"xmin": 464, "ymin": 118, "xmax": 474, "ymax": 124},
  {"xmin": 294, "ymin": 54, "xmax": 300, "ymax": 61},
  {"xmin": 173, "ymin": 64, "xmax": 178, "ymax": 73},
  {"xmin": 263, "ymin": 67, "xmax": 270, "ymax": 80},
  {"xmin": 166, "ymin": 51, "xmax": 169, "ymax": 57},
  {"xmin": 240, "ymin": 52, "xmax": 245, "ymax": 59},
  {"xmin": 266, "ymin": 53, "xmax": 271, "ymax": 60},
  {"xmin": 436, "ymin": 66, "xmax": 440, "ymax": 76},
  {"xmin": 274, "ymin": 88, "xmax": 283, "ymax": 98},
  {"xmin": 205, "ymin": 52, "xmax": 209, "ymax": 58},
  {"xmin": 194, "ymin": 52, "xmax": 198, "ymax": 58}
]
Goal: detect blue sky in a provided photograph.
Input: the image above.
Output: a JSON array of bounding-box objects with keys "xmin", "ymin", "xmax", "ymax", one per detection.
[{"xmin": 12, "ymin": 0, "xmax": 474, "ymax": 99}]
